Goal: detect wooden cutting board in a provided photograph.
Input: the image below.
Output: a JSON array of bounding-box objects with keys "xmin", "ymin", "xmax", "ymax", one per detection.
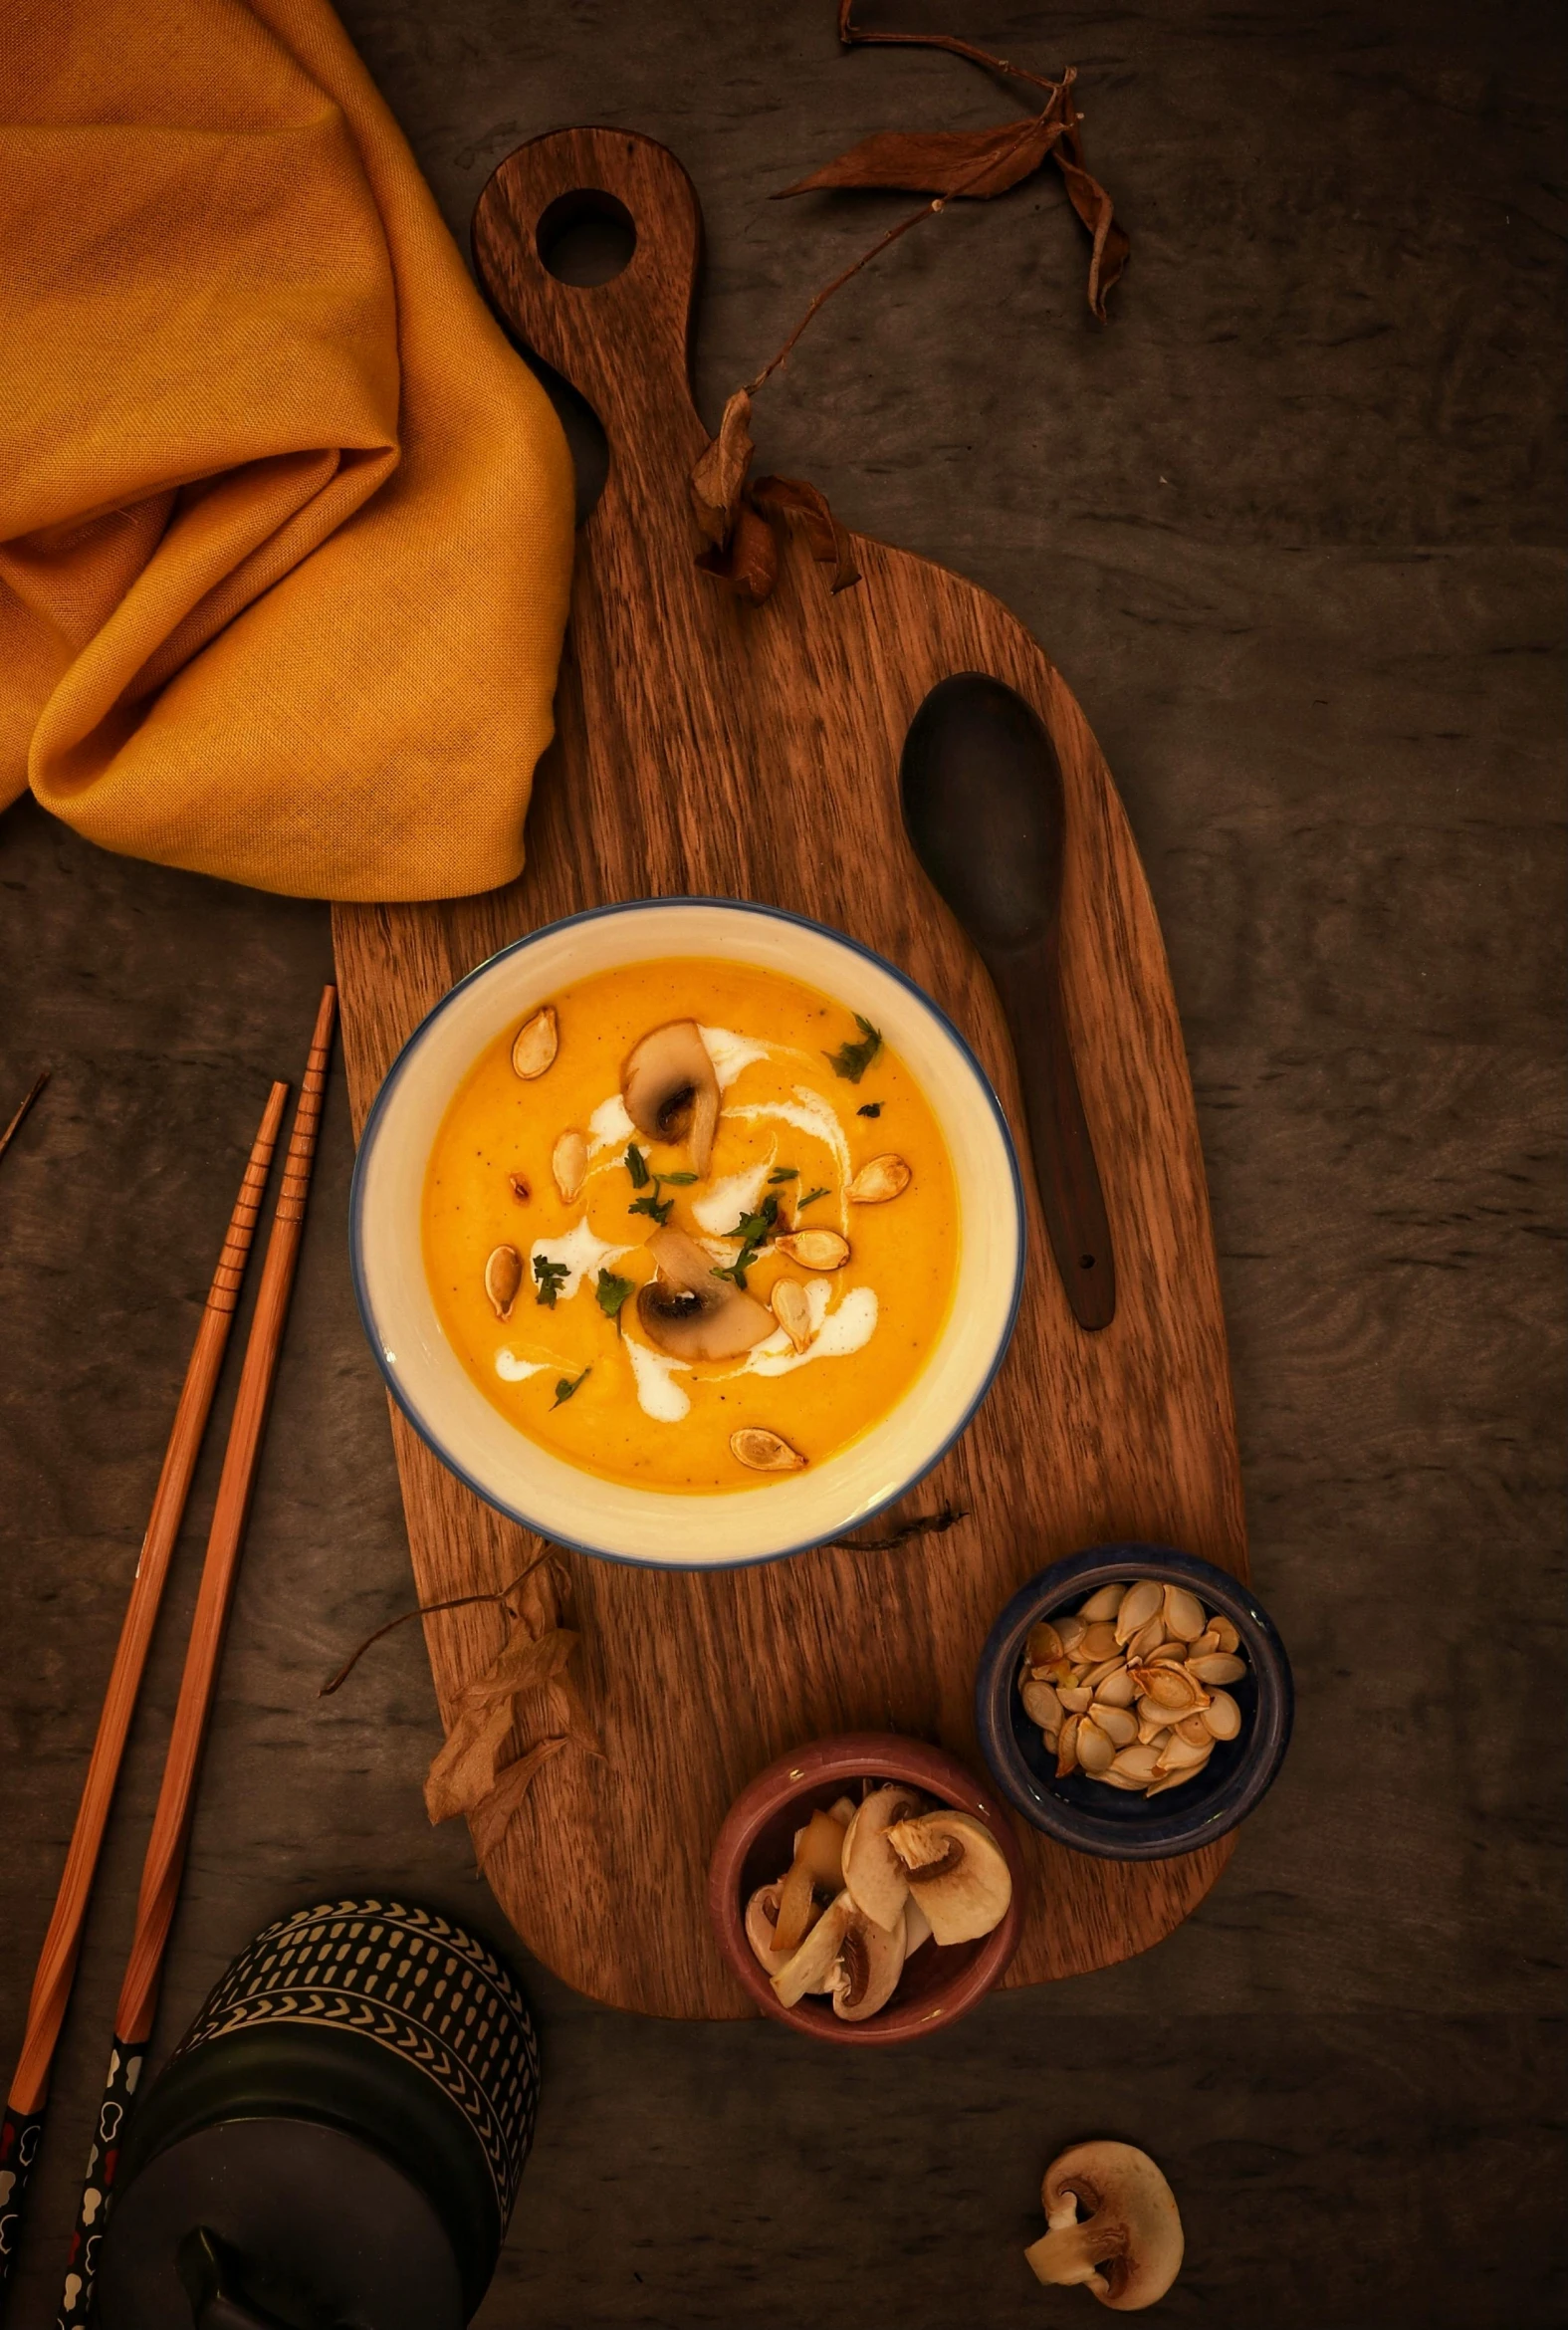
[{"xmin": 331, "ymin": 127, "xmax": 1247, "ymax": 2017}]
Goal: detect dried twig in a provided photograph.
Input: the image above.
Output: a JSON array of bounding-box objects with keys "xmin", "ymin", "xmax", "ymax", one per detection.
[
  {"xmin": 832, "ymin": 1, "xmax": 1059, "ymax": 95},
  {"xmin": 0, "ymin": 1067, "xmax": 50, "ymax": 1168},
  {"xmin": 748, "ymin": 113, "xmax": 1047, "ymax": 397},
  {"xmin": 833, "ymin": 1505, "xmax": 967, "ymax": 1553},
  {"xmin": 318, "ymin": 1545, "xmax": 551, "ymax": 1696}
]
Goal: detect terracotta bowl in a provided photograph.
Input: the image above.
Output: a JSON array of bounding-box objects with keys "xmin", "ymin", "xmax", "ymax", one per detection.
[{"xmin": 707, "ymin": 1733, "xmax": 1025, "ymax": 2045}]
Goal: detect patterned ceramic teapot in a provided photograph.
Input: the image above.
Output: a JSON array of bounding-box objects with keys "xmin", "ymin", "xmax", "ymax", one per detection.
[{"xmin": 95, "ymin": 1899, "xmax": 539, "ymax": 2328}]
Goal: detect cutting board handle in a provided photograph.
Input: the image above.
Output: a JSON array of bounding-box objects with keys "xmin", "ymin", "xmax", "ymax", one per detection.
[{"xmin": 473, "ymin": 127, "xmax": 710, "ymax": 485}]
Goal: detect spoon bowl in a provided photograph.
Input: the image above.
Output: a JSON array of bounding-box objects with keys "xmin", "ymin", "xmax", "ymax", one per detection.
[
  {"xmin": 899, "ymin": 673, "xmax": 1116, "ymax": 1331},
  {"xmin": 900, "ymin": 673, "xmax": 1064, "ymax": 952}
]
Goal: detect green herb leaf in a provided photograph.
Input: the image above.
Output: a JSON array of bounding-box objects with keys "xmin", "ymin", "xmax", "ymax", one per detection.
[
  {"xmin": 826, "ymin": 1014, "xmax": 882, "ymax": 1084},
  {"xmin": 715, "ymin": 1191, "xmax": 781, "ymax": 1292},
  {"xmin": 532, "ymin": 1255, "xmax": 569, "ymax": 1308},
  {"xmin": 856, "ymin": 1101, "xmax": 882, "ymax": 1118},
  {"xmin": 594, "ymin": 1269, "xmax": 634, "ymax": 1334},
  {"xmin": 658, "ymin": 1170, "xmax": 698, "ymax": 1185},
  {"xmin": 628, "ymin": 1190, "xmax": 674, "ymax": 1227},
  {"xmin": 551, "ymin": 1366, "xmax": 590, "ymax": 1409},
  {"xmin": 768, "ymin": 1166, "xmax": 798, "ymax": 1183},
  {"xmin": 729, "ymin": 1193, "xmax": 781, "ymax": 1246},
  {"xmin": 624, "ymin": 1142, "xmax": 650, "ymax": 1188},
  {"xmin": 796, "ymin": 1186, "xmax": 830, "ymax": 1209}
]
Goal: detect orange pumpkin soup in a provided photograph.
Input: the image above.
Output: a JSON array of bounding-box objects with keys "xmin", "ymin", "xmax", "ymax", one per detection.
[{"xmin": 422, "ymin": 958, "xmax": 958, "ymax": 1493}]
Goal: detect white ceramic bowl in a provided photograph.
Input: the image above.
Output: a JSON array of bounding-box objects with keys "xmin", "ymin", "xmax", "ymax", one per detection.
[{"xmin": 350, "ymin": 900, "xmax": 1023, "ymax": 1568}]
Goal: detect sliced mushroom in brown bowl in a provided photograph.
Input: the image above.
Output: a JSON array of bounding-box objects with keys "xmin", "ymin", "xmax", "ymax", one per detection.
[{"xmin": 708, "ymin": 1733, "xmax": 1024, "ymax": 2045}]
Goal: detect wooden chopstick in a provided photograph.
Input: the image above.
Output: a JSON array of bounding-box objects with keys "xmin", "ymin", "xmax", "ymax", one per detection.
[
  {"xmin": 55, "ymin": 985, "xmax": 337, "ymax": 2330},
  {"xmin": 0, "ymin": 1076, "xmax": 289, "ymax": 2312}
]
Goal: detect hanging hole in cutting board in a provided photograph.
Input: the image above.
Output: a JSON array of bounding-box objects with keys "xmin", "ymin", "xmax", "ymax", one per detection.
[{"xmin": 536, "ymin": 189, "xmax": 637, "ymax": 286}]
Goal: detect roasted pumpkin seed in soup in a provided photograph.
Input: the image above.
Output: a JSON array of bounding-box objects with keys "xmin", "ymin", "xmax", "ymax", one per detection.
[{"xmin": 1018, "ymin": 1580, "xmax": 1248, "ymax": 1797}]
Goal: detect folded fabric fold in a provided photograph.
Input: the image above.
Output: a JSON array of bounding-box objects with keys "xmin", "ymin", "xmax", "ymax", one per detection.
[{"xmin": 0, "ymin": 0, "xmax": 574, "ymax": 901}]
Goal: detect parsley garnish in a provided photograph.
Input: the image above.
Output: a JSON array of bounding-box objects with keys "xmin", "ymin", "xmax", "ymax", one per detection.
[
  {"xmin": 826, "ymin": 1014, "xmax": 882, "ymax": 1084},
  {"xmin": 857, "ymin": 1101, "xmax": 882, "ymax": 1118},
  {"xmin": 731, "ymin": 1195, "xmax": 781, "ymax": 1246},
  {"xmin": 768, "ymin": 1166, "xmax": 798, "ymax": 1183},
  {"xmin": 594, "ymin": 1269, "xmax": 634, "ymax": 1333},
  {"xmin": 532, "ymin": 1255, "xmax": 569, "ymax": 1308},
  {"xmin": 627, "ymin": 1158, "xmax": 694, "ymax": 1227},
  {"xmin": 796, "ymin": 1186, "xmax": 829, "ymax": 1209},
  {"xmin": 551, "ymin": 1366, "xmax": 590, "ymax": 1408},
  {"xmin": 712, "ymin": 1193, "xmax": 780, "ymax": 1290}
]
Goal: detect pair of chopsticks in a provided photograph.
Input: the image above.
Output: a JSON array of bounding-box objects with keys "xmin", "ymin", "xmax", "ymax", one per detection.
[{"xmin": 0, "ymin": 986, "xmax": 336, "ymax": 2327}]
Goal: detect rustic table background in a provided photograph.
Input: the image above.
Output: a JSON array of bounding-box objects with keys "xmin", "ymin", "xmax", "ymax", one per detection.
[{"xmin": 2, "ymin": 4, "xmax": 1561, "ymax": 2324}]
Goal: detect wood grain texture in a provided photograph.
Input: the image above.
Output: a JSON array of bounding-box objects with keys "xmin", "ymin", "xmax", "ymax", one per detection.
[{"xmin": 331, "ymin": 129, "xmax": 1247, "ymax": 2018}]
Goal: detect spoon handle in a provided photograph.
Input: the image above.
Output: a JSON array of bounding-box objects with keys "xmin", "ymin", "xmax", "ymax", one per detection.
[{"xmin": 991, "ymin": 944, "xmax": 1116, "ymax": 1331}]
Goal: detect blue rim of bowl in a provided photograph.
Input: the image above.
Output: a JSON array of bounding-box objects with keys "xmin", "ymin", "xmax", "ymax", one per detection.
[
  {"xmin": 349, "ymin": 895, "xmax": 1026, "ymax": 1571},
  {"xmin": 974, "ymin": 1544, "xmax": 1293, "ymax": 1859}
]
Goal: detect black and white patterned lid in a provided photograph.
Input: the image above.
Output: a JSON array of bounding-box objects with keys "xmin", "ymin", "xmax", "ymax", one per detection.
[{"xmin": 172, "ymin": 1900, "xmax": 539, "ymax": 2219}]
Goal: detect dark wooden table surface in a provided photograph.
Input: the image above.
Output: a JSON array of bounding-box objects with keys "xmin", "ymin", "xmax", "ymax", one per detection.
[{"xmin": 2, "ymin": 5, "xmax": 1562, "ymax": 2324}]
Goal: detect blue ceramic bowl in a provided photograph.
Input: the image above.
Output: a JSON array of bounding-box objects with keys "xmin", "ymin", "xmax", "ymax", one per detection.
[{"xmin": 974, "ymin": 1544, "xmax": 1292, "ymax": 1861}]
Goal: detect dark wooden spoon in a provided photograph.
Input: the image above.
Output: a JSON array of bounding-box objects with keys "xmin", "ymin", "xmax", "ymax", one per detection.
[{"xmin": 900, "ymin": 673, "xmax": 1116, "ymax": 1331}]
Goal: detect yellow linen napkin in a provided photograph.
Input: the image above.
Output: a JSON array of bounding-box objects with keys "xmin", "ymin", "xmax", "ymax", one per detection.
[{"xmin": 0, "ymin": 0, "xmax": 573, "ymax": 901}]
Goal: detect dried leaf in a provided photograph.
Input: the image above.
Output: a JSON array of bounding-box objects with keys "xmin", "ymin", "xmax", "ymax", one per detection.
[
  {"xmin": 546, "ymin": 1667, "xmax": 607, "ymax": 1758},
  {"xmin": 750, "ymin": 475, "xmax": 861, "ymax": 591},
  {"xmin": 696, "ymin": 496, "xmax": 780, "ymax": 602},
  {"xmin": 778, "ymin": 115, "xmax": 1063, "ymax": 202},
  {"xmin": 422, "ymin": 1609, "xmax": 579, "ymax": 1822},
  {"xmin": 819, "ymin": 9, "xmax": 1127, "ymax": 322},
  {"xmin": 470, "ymin": 1737, "xmax": 568, "ymax": 1863},
  {"xmin": 424, "ymin": 1697, "xmax": 515, "ymax": 1824},
  {"xmin": 1055, "ymin": 133, "xmax": 1129, "ymax": 322},
  {"xmin": 515, "ymin": 1550, "xmax": 568, "ymax": 1638},
  {"xmin": 690, "ymin": 387, "xmax": 755, "ymax": 548},
  {"xmin": 463, "ymin": 1622, "xmax": 578, "ymax": 1710}
]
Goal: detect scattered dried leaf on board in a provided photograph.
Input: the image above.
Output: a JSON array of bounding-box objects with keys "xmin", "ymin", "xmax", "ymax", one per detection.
[
  {"xmin": 691, "ymin": 388, "xmax": 758, "ymax": 548},
  {"xmin": 695, "ymin": 487, "xmax": 781, "ymax": 603},
  {"xmin": 471, "ymin": 1738, "xmax": 570, "ymax": 1863},
  {"xmin": 461, "ymin": 1622, "xmax": 578, "ymax": 1710},
  {"xmin": 750, "ymin": 475, "xmax": 861, "ymax": 591},
  {"xmin": 422, "ymin": 1550, "xmax": 600, "ymax": 1838},
  {"xmin": 424, "ymin": 1697, "xmax": 517, "ymax": 1824},
  {"xmin": 545, "ymin": 1666, "xmax": 606, "ymax": 1758}
]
